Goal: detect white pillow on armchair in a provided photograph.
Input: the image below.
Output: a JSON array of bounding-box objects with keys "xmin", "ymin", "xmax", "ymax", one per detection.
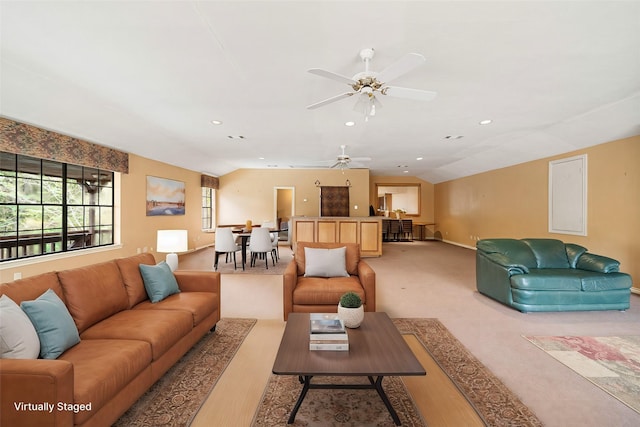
[{"xmin": 303, "ymin": 246, "xmax": 350, "ymax": 278}]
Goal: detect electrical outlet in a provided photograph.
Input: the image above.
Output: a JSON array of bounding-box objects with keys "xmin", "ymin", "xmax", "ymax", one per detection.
[{"xmin": 13, "ymin": 272, "xmax": 22, "ymax": 280}]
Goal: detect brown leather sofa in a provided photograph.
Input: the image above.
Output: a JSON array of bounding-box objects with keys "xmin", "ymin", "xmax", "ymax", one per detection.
[
  {"xmin": 0, "ymin": 253, "xmax": 220, "ymax": 427},
  {"xmin": 283, "ymin": 242, "xmax": 375, "ymax": 321}
]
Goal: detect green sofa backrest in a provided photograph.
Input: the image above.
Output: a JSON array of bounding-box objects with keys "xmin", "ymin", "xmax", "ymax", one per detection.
[
  {"xmin": 476, "ymin": 239, "xmax": 538, "ymax": 268},
  {"xmin": 522, "ymin": 239, "xmax": 571, "ymax": 268},
  {"xmin": 477, "ymin": 238, "xmax": 584, "ymax": 269}
]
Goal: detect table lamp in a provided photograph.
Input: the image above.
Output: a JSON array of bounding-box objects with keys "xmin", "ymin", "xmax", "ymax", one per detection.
[{"xmin": 156, "ymin": 230, "xmax": 188, "ymax": 271}]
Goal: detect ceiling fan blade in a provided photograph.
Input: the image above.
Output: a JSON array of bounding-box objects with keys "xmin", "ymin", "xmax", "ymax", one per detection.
[
  {"xmin": 382, "ymin": 86, "xmax": 437, "ymax": 102},
  {"xmin": 351, "ymin": 156, "xmax": 372, "ymax": 162},
  {"xmin": 306, "ymin": 92, "xmax": 355, "ymax": 110},
  {"xmin": 308, "ymin": 68, "xmax": 357, "ymax": 85},
  {"xmin": 376, "ymin": 53, "xmax": 426, "ymax": 84}
]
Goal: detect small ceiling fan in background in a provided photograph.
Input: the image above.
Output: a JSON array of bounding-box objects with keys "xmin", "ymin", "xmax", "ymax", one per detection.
[
  {"xmin": 331, "ymin": 144, "xmax": 371, "ymax": 169},
  {"xmin": 290, "ymin": 145, "xmax": 371, "ymax": 170},
  {"xmin": 306, "ymin": 48, "xmax": 437, "ymax": 119}
]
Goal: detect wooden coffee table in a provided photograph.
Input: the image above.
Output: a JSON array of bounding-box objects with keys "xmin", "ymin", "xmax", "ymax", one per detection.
[{"xmin": 272, "ymin": 312, "xmax": 426, "ymax": 425}]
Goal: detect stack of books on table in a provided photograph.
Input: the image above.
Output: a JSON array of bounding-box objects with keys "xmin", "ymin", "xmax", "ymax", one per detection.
[{"xmin": 309, "ymin": 313, "xmax": 348, "ymax": 351}]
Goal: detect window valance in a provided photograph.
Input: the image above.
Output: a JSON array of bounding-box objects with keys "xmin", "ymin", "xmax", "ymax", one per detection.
[
  {"xmin": 201, "ymin": 174, "xmax": 219, "ymax": 189},
  {"xmin": 0, "ymin": 117, "xmax": 129, "ymax": 173}
]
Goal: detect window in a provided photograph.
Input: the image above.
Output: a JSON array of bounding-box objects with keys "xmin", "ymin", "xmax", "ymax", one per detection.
[
  {"xmin": 201, "ymin": 187, "xmax": 215, "ymax": 230},
  {"xmin": 0, "ymin": 152, "xmax": 114, "ymax": 261}
]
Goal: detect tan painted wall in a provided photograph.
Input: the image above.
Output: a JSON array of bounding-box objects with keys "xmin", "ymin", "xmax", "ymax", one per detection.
[
  {"xmin": 0, "ymin": 154, "xmax": 214, "ymax": 281},
  {"xmin": 434, "ymin": 135, "xmax": 640, "ymax": 287},
  {"xmin": 218, "ymin": 168, "xmax": 371, "ymax": 225}
]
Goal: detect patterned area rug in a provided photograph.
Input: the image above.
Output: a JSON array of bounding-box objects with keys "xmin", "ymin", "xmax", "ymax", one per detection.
[
  {"xmin": 113, "ymin": 318, "xmax": 256, "ymax": 427},
  {"xmin": 525, "ymin": 335, "xmax": 640, "ymax": 414},
  {"xmin": 252, "ymin": 318, "xmax": 542, "ymax": 427}
]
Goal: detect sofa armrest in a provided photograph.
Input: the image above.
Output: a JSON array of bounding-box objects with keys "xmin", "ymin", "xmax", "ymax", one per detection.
[
  {"xmin": 174, "ymin": 270, "xmax": 221, "ymax": 293},
  {"xmin": 1, "ymin": 359, "xmax": 74, "ymax": 427},
  {"xmin": 482, "ymin": 252, "xmax": 530, "ymax": 275},
  {"xmin": 357, "ymin": 260, "xmax": 376, "ymax": 312},
  {"xmin": 283, "ymin": 260, "xmax": 299, "ymax": 320},
  {"xmin": 576, "ymin": 253, "xmax": 620, "ymax": 273}
]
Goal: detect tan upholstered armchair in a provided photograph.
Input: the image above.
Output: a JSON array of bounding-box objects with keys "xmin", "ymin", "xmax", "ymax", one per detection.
[{"xmin": 283, "ymin": 242, "xmax": 375, "ymax": 321}]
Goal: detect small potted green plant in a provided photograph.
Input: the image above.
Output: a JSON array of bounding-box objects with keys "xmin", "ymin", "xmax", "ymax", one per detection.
[{"xmin": 337, "ymin": 291, "xmax": 364, "ymax": 328}]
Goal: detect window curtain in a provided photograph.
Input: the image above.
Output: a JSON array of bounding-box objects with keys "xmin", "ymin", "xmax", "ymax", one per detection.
[
  {"xmin": 320, "ymin": 186, "xmax": 350, "ymax": 217},
  {"xmin": 201, "ymin": 174, "xmax": 219, "ymax": 189},
  {"xmin": 0, "ymin": 117, "xmax": 129, "ymax": 173}
]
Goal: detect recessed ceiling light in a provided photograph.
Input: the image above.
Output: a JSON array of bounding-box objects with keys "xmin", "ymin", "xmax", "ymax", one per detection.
[
  {"xmin": 258, "ymin": 157, "xmax": 265, "ymax": 160},
  {"xmin": 227, "ymin": 135, "xmax": 245, "ymax": 139},
  {"xmin": 445, "ymin": 135, "xmax": 464, "ymax": 140},
  {"xmin": 479, "ymin": 119, "xmax": 492, "ymax": 125},
  {"xmin": 403, "ymin": 170, "xmax": 409, "ymax": 173},
  {"xmin": 345, "ymin": 121, "xmax": 355, "ymax": 127},
  {"xmin": 416, "ymin": 157, "xmax": 423, "ymax": 161},
  {"xmin": 211, "ymin": 120, "xmax": 223, "ymax": 125}
]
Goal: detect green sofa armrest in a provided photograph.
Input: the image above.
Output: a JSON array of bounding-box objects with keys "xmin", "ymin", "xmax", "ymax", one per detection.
[
  {"xmin": 576, "ymin": 253, "xmax": 620, "ymax": 273},
  {"xmin": 482, "ymin": 252, "xmax": 530, "ymax": 274}
]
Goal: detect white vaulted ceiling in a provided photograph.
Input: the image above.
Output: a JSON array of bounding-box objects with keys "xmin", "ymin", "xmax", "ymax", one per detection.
[{"xmin": 1, "ymin": 1, "xmax": 639, "ymax": 183}]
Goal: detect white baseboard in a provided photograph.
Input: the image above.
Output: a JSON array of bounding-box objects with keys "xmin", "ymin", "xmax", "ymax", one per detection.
[{"xmin": 441, "ymin": 239, "xmax": 477, "ymax": 250}]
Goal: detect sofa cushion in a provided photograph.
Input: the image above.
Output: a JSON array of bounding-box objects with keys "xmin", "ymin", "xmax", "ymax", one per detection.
[
  {"xmin": 522, "ymin": 239, "xmax": 570, "ymax": 268},
  {"xmin": 115, "ymin": 253, "xmax": 156, "ymax": 308},
  {"xmin": 133, "ymin": 292, "xmax": 217, "ymax": 326},
  {"xmin": 59, "ymin": 339, "xmax": 152, "ymax": 425},
  {"xmin": 139, "ymin": 262, "xmax": 181, "ymax": 303},
  {"xmin": 0, "ymin": 294, "xmax": 40, "ymax": 359},
  {"xmin": 293, "ymin": 276, "xmax": 365, "ymax": 306},
  {"xmin": 57, "ymin": 260, "xmax": 129, "ymax": 334},
  {"xmin": 0, "ymin": 271, "xmax": 65, "ymax": 305},
  {"xmin": 79, "ymin": 309, "xmax": 193, "ymax": 360},
  {"xmin": 565, "ymin": 243, "xmax": 588, "ymax": 268},
  {"xmin": 20, "ymin": 289, "xmax": 81, "ymax": 359},
  {"xmin": 579, "ymin": 272, "xmax": 632, "ymax": 292},
  {"xmin": 510, "ymin": 269, "xmax": 583, "ymax": 291},
  {"xmin": 304, "ymin": 246, "xmax": 349, "ymax": 278},
  {"xmin": 476, "ymin": 239, "xmax": 537, "ymax": 268},
  {"xmin": 295, "ymin": 242, "xmax": 360, "ymax": 276}
]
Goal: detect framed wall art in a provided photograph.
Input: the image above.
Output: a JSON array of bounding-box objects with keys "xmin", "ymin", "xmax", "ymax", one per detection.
[{"xmin": 146, "ymin": 176, "xmax": 185, "ymax": 216}]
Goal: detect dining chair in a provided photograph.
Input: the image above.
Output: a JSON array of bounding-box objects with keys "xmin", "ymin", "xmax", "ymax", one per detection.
[
  {"xmin": 249, "ymin": 227, "xmax": 276, "ymax": 269},
  {"xmin": 401, "ymin": 219, "xmax": 413, "ymax": 241},
  {"xmin": 214, "ymin": 227, "xmax": 242, "ymax": 270},
  {"xmin": 261, "ymin": 220, "xmax": 279, "ymax": 260}
]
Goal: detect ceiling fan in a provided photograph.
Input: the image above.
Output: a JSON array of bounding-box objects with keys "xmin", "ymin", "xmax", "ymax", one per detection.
[
  {"xmin": 306, "ymin": 48, "xmax": 437, "ymax": 118},
  {"xmin": 331, "ymin": 144, "xmax": 371, "ymax": 169},
  {"xmin": 290, "ymin": 145, "xmax": 371, "ymax": 170}
]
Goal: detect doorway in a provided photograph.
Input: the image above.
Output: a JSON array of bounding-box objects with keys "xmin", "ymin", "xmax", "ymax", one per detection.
[{"xmin": 274, "ymin": 187, "xmax": 295, "ymax": 243}]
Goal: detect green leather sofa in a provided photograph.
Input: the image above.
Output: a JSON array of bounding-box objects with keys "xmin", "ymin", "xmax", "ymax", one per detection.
[{"xmin": 476, "ymin": 238, "xmax": 632, "ymax": 312}]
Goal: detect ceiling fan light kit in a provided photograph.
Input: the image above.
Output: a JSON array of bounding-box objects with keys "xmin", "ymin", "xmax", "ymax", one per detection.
[{"xmin": 307, "ymin": 48, "xmax": 437, "ymax": 119}]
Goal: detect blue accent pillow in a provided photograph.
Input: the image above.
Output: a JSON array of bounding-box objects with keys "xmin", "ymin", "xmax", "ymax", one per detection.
[
  {"xmin": 20, "ymin": 289, "xmax": 80, "ymax": 359},
  {"xmin": 139, "ymin": 261, "xmax": 181, "ymax": 303}
]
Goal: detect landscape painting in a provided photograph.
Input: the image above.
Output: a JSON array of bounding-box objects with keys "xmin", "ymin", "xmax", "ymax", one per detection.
[{"xmin": 146, "ymin": 176, "xmax": 185, "ymax": 216}]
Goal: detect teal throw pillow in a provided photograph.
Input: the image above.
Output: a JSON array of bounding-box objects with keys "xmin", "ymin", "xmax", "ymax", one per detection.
[
  {"xmin": 139, "ymin": 261, "xmax": 181, "ymax": 303},
  {"xmin": 20, "ymin": 289, "xmax": 80, "ymax": 359}
]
